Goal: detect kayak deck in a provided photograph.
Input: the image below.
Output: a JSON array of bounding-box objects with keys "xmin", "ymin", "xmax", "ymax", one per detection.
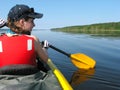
[{"xmin": 0, "ymin": 59, "xmax": 73, "ymax": 90}]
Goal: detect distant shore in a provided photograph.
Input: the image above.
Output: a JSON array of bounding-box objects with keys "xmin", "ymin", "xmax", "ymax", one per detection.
[{"xmin": 51, "ymin": 22, "xmax": 120, "ymax": 36}]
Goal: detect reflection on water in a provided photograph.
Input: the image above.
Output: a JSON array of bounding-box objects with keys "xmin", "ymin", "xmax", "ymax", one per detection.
[
  {"xmin": 70, "ymin": 68, "xmax": 95, "ymax": 87},
  {"xmin": 91, "ymin": 34, "xmax": 120, "ymax": 37}
]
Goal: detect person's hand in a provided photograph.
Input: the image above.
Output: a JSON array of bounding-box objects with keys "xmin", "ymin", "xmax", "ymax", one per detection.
[
  {"xmin": 42, "ymin": 40, "xmax": 49, "ymax": 49},
  {"xmin": 0, "ymin": 18, "xmax": 6, "ymax": 28}
]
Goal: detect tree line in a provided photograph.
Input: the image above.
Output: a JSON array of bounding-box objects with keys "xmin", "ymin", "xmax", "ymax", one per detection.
[{"xmin": 51, "ymin": 22, "xmax": 120, "ymax": 35}]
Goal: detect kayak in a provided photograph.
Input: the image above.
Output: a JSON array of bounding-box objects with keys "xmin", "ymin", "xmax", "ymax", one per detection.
[
  {"xmin": 47, "ymin": 59, "xmax": 73, "ymax": 90},
  {"xmin": 0, "ymin": 58, "xmax": 73, "ymax": 90}
]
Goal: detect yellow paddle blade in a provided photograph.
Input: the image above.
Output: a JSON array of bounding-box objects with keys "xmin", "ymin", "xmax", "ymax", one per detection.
[
  {"xmin": 70, "ymin": 53, "xmax": 96, "ymax": 69},
  {"xmin": 71, "ymin": 59, "xmax": 92, "ymax": 69}
]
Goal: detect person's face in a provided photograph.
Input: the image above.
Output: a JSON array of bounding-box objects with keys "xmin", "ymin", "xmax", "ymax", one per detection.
[{"xmin": 22, "ymin": 18, "xmax": 35, "ymax": 32}]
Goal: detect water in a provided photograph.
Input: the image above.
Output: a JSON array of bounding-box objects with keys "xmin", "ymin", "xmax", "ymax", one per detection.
[
  {"xmin": 32, "ymin": 30, "xmax": 120, "ymax": 90},
  {"xmin": 1, "ymin": 29, "xmax": 120, "ymax": 90}
]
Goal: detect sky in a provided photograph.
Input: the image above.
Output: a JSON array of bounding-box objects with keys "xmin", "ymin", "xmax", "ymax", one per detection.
[{"xmin": 0, "ymin": 0, "xmax": 120, "ymax": 29}]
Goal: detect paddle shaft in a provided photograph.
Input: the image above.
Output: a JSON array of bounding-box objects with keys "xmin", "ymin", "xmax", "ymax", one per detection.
[
  {"xmin": 49, "ymin": 44, "xmax": 70, "ymax": 57},
  {"xmin": 42, "ymin": 42, "xmax": 96, "ymax": 69}
]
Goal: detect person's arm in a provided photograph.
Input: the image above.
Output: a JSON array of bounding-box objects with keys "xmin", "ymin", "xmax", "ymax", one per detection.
[{"xmin": 33, "ymin": 36, "xmax": 48, "ymax": 63}]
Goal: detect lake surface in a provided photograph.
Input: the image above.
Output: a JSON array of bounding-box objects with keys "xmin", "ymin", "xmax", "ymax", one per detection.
[
  {"xmin": 0, "ymin": 29, "xmax": 120, "ymax": 90},
  {"xmin": 32, "ymin": 30, "xmax": 120, "ymax": 90}
]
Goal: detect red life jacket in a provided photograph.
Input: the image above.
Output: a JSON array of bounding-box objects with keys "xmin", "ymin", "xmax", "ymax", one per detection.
[{"xmin": 0, "ymin": 34, "xmax": 37, "ymax": 68}]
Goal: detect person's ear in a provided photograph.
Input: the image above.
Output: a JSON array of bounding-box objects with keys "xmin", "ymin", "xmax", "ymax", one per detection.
[{"xmin": 19, "ymin": 19, "xmax": 25, "ymax": 26}]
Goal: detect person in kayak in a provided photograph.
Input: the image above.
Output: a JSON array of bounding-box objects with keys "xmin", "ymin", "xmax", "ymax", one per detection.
[{"xmin": 0, "ymin": 4, "xmax": 49, "ymax": 75}]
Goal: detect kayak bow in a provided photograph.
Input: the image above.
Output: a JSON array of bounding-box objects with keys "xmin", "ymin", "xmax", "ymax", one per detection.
[{"xmin": 47, "ymin": 59, "xmax": 73, "ymax": 90}]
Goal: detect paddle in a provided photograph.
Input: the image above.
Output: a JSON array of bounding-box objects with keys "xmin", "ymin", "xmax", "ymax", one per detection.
[
  {"xmin": 48, "ymin": 44, "xmax": 96, "ymax": 70},
  {"xmin": 0, "ymin": 18, "xmax": 6, "ymax": 28},
  {"xmin": 0, "ymin": 18, "xmax": 96, "ymax": 69}
]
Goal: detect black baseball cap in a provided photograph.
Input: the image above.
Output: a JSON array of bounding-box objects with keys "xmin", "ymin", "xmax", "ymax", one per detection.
[{"xmin": 8, "ymin": 4, "xmax": 43, "ymax": 21}]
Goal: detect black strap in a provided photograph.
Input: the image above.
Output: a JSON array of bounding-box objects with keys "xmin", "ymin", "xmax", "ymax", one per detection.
[{"xmin": 0, "ymin": 64, "xmax": 39, "ymax": 75}]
